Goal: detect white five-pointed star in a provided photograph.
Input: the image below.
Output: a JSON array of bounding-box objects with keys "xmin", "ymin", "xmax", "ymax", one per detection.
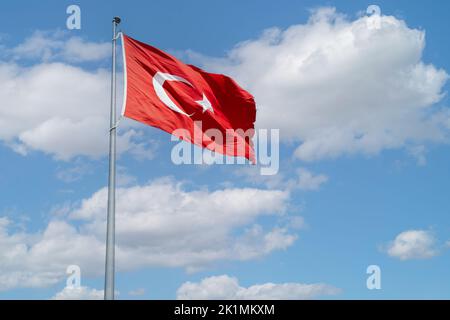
[{"xmin": 195, "ymin": 94, "xmax": 214, "ymax": 113}]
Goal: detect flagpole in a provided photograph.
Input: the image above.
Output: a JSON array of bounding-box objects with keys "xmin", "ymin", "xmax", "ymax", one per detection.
[{"xmin": 105, "ymin": 16, "xmax": 121, "ymax": 300}]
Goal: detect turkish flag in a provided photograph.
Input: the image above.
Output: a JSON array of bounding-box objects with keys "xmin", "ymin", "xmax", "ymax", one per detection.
[{"xmin": 121, "ymin": 34, "xmax": 257, "ymax": 163}]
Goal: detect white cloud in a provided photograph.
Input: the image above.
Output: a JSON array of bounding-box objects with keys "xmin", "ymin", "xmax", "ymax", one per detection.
[
  {"xmin": 128, "ymin": 288, "xmax": 146, "ymax": 296},
  {"xmin": 56, "ymin": 162, "xmax": 94, "ymax": 183},
  {"xmin": 296, "ymin": 168, "xmax": 328, "ymax": 191},
  {"xmin": 11, "ymin": 31, "xmax": 110, "ymax": 62},
  {"xmin": 70, "ymin": 178, "xmax": 294, "ymax": 270},
  {"xmin": 52, "ymin": 286, "xmax": 104, "ymax": 300},
  {"xmin": 192, "ymin": 7, "xmax": 449, "ymax": 162},
  {"xmin": 234, "ymin": 166, "xmax": 327, "ymax": 191},
  {"xmin": 408, "ymin": 145, "xmax": 427, "ymax": 166},
  {"xmin": 116, "ymin": 166, "xmax": 137, "ymax": 187},
  {"xmin": 0, "ymin": 217, "xmax": 101, "ymax": 290},
  {"xmin": 176, "ymin": 275, "xmax": 340, "ymax": 299},
  {"xmin": 386, "ymin": 230, "xmax": 438, "ymax": 260},
  {"xmin": 0, "ymin": 178, "xmax": 296, "ymax": 291}
]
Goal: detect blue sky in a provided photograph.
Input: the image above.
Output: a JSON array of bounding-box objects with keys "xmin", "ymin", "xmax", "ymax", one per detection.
[{"xmin": 0, "ymin": 0, "xmax": 449, "ymax": 299}]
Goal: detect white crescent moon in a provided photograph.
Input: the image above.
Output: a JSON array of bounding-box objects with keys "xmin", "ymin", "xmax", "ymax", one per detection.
[{"xmin": 152, "ymin": 72, "xmax": 194, "ymax": 116}]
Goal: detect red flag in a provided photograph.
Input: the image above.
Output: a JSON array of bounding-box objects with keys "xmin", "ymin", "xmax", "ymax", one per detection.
[{"xmin": 120, "ymin": 34, "xmax": 256, "ymax": 163}]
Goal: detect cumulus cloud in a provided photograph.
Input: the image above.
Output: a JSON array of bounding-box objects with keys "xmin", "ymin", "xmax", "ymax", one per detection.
[
  {"xmin": 70, "ymin": 178, "xmax": 294, "ymax": 270},
  {"xmin": 0, "ymin": 217, "xmax": 105, "ymax": 291},
  {"xmin": 191, "ymin": 7, "xmax": 449, "ymax": 162},
  {"xmin": 0, "ymin": 178, "xmax": 296, "ymax": 291},
  {"xmin": 0, "ymin": 32, "xmax": 154, "ymax": 160},
  {"xmin": 52, "ymin": 286, "xmax": 104, "ymax": 300},
  {"xmin": 176, "ymin": 275, "xmax": 340, "ymax": 299},
  {"xmin": 386, "ymin": 230, "xmax": 438, "ymax": 260}
]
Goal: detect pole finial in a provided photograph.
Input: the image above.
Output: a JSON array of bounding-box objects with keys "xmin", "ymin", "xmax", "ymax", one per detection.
[{"xmin": 113, "ymin": 16, "xmax": 121, "ymax": 24}]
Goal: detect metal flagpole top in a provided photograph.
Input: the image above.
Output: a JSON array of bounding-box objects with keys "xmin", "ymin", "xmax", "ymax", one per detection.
[{"xmin": 113, "ymin": 16, "xmax": 121, "ymax": 24}]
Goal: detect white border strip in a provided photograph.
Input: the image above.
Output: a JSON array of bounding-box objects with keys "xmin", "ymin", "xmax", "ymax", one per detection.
[{"xmin": 119, "ymin": 32, "xmax": 128, "ymax": 117}]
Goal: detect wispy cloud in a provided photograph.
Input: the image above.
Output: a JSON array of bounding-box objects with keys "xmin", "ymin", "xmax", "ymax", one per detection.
[
  {"xmin": 176, "ymin": 275, "xmax": 341, "ymax": 299},
  {"xmin": 52, "ymin": 286, "xmax": 105, "ymax": 300}
]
